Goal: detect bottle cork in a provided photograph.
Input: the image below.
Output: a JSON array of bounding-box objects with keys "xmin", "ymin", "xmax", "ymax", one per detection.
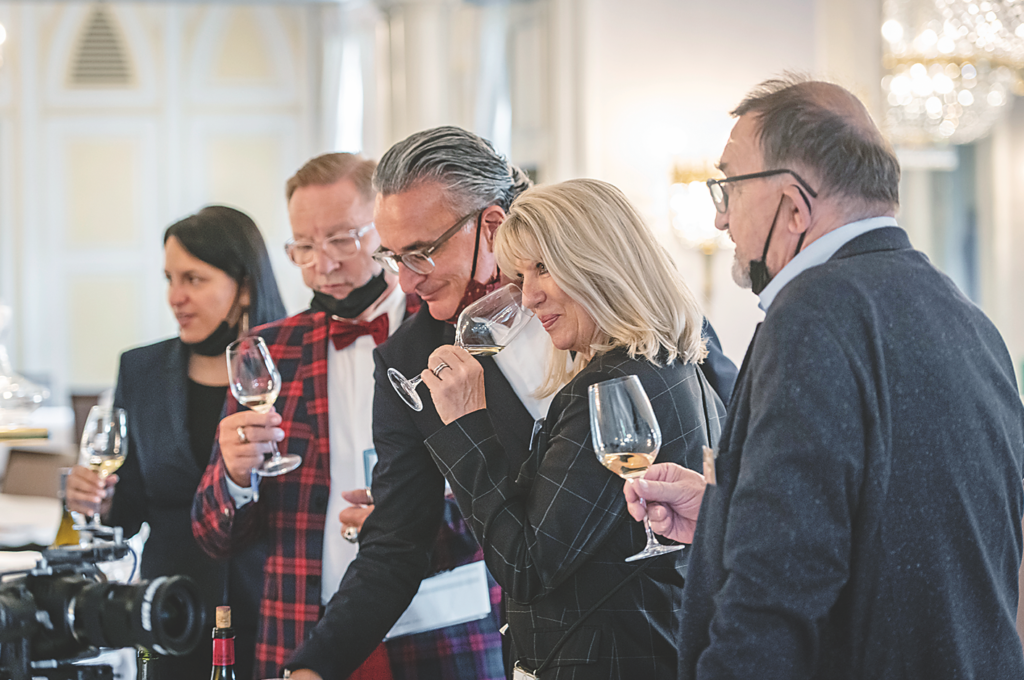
[{"xmin": 215, "ymin": 606, "xmax": 231, "ymax": 629}]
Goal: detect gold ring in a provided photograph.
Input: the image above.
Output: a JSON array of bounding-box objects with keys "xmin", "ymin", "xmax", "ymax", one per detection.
[
  {"xmin": 236, "ymin": 426, "xmax": 248, "ymax": 444},
  {"xmin": 365, "ymin": 487, "xmax": 374, "ymax": 505},
  {"xmin": 432, "ymin": 361, "xmax": 450, "ymax": 377}
]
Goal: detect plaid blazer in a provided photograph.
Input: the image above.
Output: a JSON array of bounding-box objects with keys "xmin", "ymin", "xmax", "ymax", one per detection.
[
  {"xmin": 425, "ymin": 349, "xmax": 726, "ymax": 679},
  {"xmin": 192, "ymin": 304, "xmax": 499, "ymax": 680}
]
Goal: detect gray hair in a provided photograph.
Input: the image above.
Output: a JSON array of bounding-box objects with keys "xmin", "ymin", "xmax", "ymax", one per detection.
[
  {"xmin": 372, "ymin": 126, "xmax": 532, "ymax": 215},
  {"xmin": 733, "ymin": 74, "xmax": 900, "ymax": 211}
]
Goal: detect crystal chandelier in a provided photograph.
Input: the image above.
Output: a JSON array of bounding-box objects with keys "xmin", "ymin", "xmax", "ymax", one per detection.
[{"xmin": 881, "ymin": 0, "xmax": 1024, "ymax": 145}]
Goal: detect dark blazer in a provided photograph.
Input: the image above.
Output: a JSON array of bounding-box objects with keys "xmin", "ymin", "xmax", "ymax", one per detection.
[
  {"xmin": 108, "ymin": 338, "xmax": 265, "ymax": 680},
  {"xmin": 426, "ymin": 349, "xmax": 725, "ymax": 678},
  {"xmin": 681, "ymin": 227, "xmax": 1024, "ymax": 679},
  {"xmin": 290, "ymin": 304, "xmax": 736, "ymax": 678}
]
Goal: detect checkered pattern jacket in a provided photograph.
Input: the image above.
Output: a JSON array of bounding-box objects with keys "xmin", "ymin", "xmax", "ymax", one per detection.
[
  {"xmin": 191, "ymin": 305, "xmax": 500, "ymax": 680},
  {"xmin": 425, "ymin": 349, "xmax": 725, "ymax": 679}
]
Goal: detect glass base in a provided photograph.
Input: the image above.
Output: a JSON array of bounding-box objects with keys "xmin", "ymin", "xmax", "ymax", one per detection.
[
  {"xmin": 624, "ymin": 542, "xmax": 686, "ymax": 563},
  {"xmin": 388, "ymin": 367, "xmax": 424, "ymax": 411},
  {"xmin": 256, "ymin": 454, "xmax": 303, "ymax": 477}
]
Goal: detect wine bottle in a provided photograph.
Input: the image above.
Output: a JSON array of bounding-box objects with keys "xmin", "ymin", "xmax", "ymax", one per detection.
[
  {"xmin": 137, "ymin": 646, "xmax": 162, "ymax": 680},
  {"xmin": 211, "ymin": 605, "xmax": 236, "ymax": 680}
]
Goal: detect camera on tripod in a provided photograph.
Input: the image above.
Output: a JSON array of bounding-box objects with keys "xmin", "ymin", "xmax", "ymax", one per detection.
[{"xmin": 0, "ymin": 534, "xmax": 205, "ymax": 680}]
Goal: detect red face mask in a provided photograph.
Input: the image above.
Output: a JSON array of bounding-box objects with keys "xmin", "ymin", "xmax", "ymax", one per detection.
[{"xmin": 444, "ymin": 271, "xmax": 503, "ymax": 324}]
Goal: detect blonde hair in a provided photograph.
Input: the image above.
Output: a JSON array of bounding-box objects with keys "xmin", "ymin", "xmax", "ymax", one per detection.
[{"xmin": 495, "ymin": 178, "xmax": 707, "ymax": 396}]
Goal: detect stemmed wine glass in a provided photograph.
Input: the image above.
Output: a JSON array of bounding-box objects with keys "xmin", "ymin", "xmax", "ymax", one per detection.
[
  {"xmin": 589, "ymin": 375, "xmax": 686, "ymax": 562},
  {"xmin": 73, "ymin": 405, "xmax": 127, "ymax": 535},
  {"xmin": 388, "ymin": 283, "xmax": 535, "ymax": 411},
  {"xmin": 226, "ymin": 336, "xmax": 302, "ymax": 481}
]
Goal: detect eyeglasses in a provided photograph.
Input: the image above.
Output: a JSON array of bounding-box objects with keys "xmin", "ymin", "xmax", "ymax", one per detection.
[
  {"xmin": 372, "ymin": 209, "xmax": 483, "ymax": 276},
  {"xmin": 285, "ymin": 224, "xmax": 374, "ymax": 267},
  {"xmin": 706, "ymin": 169, "xmax": 818, "ymax": 214}
]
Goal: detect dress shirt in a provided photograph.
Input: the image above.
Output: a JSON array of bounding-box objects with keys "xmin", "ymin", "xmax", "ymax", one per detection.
[
  {"xmin": 492, "ymin": 314, "xmax": 555, "ymax": 420},
  {"xmin": 757, "ymin": 216, "xmax": 898, "ymax": 312}
]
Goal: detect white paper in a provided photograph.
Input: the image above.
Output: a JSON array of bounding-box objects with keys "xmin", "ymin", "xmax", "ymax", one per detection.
[{"xmin": 386, "ymin": 560, "xmax": 491, "ymax": 639}]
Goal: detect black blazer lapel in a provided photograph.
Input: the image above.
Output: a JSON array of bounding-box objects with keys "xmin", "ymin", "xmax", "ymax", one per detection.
[{"xmin": 161, "ymin": 339, "xmax": 203, "ymax": 475}]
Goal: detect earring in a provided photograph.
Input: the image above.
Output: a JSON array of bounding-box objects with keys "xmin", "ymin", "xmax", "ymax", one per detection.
[{"xmin": 241, "ymin": 310, "xmax": 250, "ymax": 336}]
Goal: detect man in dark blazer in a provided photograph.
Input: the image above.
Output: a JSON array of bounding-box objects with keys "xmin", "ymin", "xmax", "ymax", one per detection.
[
  {"xmin": 285, "ymin": 126, "xmax": 739, "ymax": 678},
  {"xmin": 626, "ymin": 76, "xmax": 1024, "ymax": 679},
  {"xmin": 193, "ymin": 152, "xmax": 503, "ymax": 680}
]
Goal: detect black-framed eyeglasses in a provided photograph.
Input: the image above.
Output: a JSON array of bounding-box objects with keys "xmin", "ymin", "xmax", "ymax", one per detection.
[
  {"xmin": 372, "ymin": 209, "xmax": 483, "ymax": 276},
  {"xmin": 706, "ymin": 169, "xmax": 818, "ymax": 214},
  {"xmin": 285, "ymin": 223, "xmax": 374, "ymax": 267}
]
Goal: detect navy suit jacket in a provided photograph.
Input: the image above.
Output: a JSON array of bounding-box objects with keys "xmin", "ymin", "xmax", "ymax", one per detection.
[
  {"xmin": 291, "ymin": 303, "xmax": 737, "ymax": 675},
  {"xmin": 108, "ymin": 338, "xmax": 266, "ymax": 680},
  {"xmin": 681, "ymin": 227, "xmax": 1024, "ymax": 679}
]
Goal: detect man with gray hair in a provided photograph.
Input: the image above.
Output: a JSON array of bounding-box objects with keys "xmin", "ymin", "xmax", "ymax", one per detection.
[
  {"xmin": 286, "ymin": 126, "xmax": 738, "ymax": 678},
  {"xmin": 625, "ymin": 76, "xmax": 1024, "ymax": 678}
]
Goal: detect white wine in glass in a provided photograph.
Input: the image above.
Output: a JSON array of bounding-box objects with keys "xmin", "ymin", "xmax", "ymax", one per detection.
[
  {"xmin": 76, "ymin": 405, "xmax": 127, "ymax": 534},
  {"xmin": 589, "ymin": 375, "xmax": 686, "ymax": 562},
  {"xmin": 226, "ymin": 336, "xmax": 301, "ymax": 478},
  {"xmin": 388, "ymin": 283, "xmax": 534, "ymax": 411}
]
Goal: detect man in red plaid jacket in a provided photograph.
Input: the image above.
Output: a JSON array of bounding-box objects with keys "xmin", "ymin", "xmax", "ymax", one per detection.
[{"xmin": 191, "ymin": 153, "xmax": 503, "ymax": 680}]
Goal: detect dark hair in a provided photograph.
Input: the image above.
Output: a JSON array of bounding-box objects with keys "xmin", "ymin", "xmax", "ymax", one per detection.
[
  {"xmin": 373, "ymin": 125, "xmax": 532, "ymax": 215},
  {"xmin": 286, "ymin": 152, "xmax": 377, "ymax": 203},
  {"xmin": 732, "ymin": 74, "xmax": 901, "ymax": 210},
  {"xmin": 163, "ymin": 205, "xmax": 286, "ymax": 328}
]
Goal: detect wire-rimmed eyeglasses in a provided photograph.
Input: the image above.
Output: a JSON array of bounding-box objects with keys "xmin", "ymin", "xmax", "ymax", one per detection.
[
  {"xmin": 372, "ymin": 209, "xmax": 483, "ymax": 276},
  {"xmin": 285, "ymin": 224, "xmax": 374, "ymax": 267},
  {"xmin": 706, "ymin": 169, "xmax": 818, "ymax": 214}
]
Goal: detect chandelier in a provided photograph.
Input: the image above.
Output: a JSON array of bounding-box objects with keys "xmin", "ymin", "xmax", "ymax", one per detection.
[{"xmin": 881, "ymin": 0, "xmax": 1024, "ymax": 145}]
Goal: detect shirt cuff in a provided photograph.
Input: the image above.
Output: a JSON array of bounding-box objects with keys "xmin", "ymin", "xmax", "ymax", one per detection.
[{"xmin": 226, "ymin": 474, "xmax": 258, "ymax": 508}]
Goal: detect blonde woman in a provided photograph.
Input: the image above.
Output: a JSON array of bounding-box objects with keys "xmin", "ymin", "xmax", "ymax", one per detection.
[{"xmin": 420, "ymin": 178, "xmax": 726, "ymax": 679}]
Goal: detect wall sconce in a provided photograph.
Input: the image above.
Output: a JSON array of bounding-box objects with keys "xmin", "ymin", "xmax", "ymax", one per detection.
[{"xmin": 669, "ymin": 163, "xmax": 732, "ymax": 303}]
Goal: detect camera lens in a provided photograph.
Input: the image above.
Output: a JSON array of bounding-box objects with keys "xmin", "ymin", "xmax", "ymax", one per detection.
[{"xmin": 26, "ymin": 574, "xmax": 205, "ymax": 661}]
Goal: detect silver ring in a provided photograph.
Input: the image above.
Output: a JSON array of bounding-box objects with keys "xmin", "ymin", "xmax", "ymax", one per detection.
[
  {"xmin": 432, "ymin": 361, "xmax": 450, "ymax": 377},
  {"xmin": 342, "ymin": 526, "xmax": 359, "ymax": 543},
  {"xmin": 365, "ymin": 487, "xmax": 374, "ymax": 505},
  {"xmin": 236, "ymin": 426, "xmax": 248, "ymax": 444}
]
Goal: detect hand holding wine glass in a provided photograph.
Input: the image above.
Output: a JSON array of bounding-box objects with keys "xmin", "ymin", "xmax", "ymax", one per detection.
[
  {"xmin": 226, "ymin": 336, "xmax": 302, "ymax": 485},
  {"xmin": 388, "ymin": 283, "xmax": 535, "ymax": 411},
  {"xmin": 72, "ymin": 405, "xmax": 127, "ymax": 534},
  {"xmin": 589, "ymin": 375, "xmax": 686, "ymax": 562}
]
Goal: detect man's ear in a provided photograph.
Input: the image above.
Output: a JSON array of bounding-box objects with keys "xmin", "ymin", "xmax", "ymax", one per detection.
[
  {"xmin": 782, "ymin": 183, "xmax": 813, "ymax": 237},
  {"xmin": 480, "ymin": 205, "xmax": 507, "ymax": 245}
]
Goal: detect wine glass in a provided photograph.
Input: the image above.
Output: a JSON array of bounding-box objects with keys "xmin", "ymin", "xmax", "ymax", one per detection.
[
  {"xmin": 74, "ymin": 405, "xmax": 127, "ymax": 534},
  {"xmin": 388, "ymin": 283, "xmax": 535, "ymax": 411},
  {"xmin": 226, "ymin": 336, "xmax": 302, "ymax": 478},
  {"xmin": 588, "ymin": 375, "xmax": 686, "ymax": 562}
]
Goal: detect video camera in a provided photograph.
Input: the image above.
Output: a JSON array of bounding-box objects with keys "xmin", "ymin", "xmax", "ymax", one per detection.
[{"xmin": 0, "ymin": 534, "xmax": 205, "ymax": 680}]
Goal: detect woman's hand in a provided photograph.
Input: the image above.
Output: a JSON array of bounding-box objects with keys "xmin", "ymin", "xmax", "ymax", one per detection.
[
  {"xmin": 623, "ymin": 463, "xmax": 707, "ymax": 544},
  {"xmin": 64, "ymin": 464, "xmax": 118, "ymax": 516},
  {"xmin": 217, "ymin": 409, "xmax": 284, "ymax": 487},
  {"xmin": 421, "ymin": 345, "xmax": 487, "ymax": 425},
  {"xmin": 339, "ymin": 488, "xmax": 374, "ymax": 538}
]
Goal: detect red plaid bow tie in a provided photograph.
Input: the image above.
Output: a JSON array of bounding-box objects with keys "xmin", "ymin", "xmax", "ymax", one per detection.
[{"xmin": 329, "ymin": 313, "xmax": 389, "ymax": 350}]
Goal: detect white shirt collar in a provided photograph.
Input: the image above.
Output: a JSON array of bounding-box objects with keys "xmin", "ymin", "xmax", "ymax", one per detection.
[{"xmin": 757, "ymin": 216, "xmax": 898, "ymax": 312}]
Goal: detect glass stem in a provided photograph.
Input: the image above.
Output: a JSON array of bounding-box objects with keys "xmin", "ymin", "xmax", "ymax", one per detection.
[{"xmin": 640, "ymin": 498, "xmax": 659, "ymax": 548}]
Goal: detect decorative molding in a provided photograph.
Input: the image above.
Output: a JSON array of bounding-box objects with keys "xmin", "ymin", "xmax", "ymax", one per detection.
[{"xmin": 188, "ymin": 6, "xmax": 298, "ymax": 108}]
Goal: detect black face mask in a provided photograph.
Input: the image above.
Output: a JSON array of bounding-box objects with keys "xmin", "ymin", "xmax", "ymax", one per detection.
[
  {"xmin": 310, "ymin": 270, "xmax": 388, "ymax": 319},
  {"xmin": 748, "ymin": 188, "xmax": 811, "ymax": 295},
  {"xmin": 184, "ymin": 320, "xmax": 240, "ymax": 356}
]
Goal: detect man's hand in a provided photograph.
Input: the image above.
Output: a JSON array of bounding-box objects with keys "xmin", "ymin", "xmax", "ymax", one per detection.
[
  {"xmin": 421, "ymin": 345, "xmax": 486, "ymax": 425},
  {"xmin": 64, "ymin": 464, "xmax": 117, "ymax": 516},
  {"xmin": 339, "ymin": 488, "xmax": 374, "ymax": 536},
  {"xmin": 623, "ymin": 463, "xmax": 707, "ymax": 544},
  {"xmin": 217, "ymin": 409, "xmax": 284, "ymax": 487}
]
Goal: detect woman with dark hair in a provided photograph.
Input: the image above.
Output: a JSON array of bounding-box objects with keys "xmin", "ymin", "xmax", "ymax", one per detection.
[{"xmin": 65, "ymin": 205, "xmax": 286, "ymax": 679}]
